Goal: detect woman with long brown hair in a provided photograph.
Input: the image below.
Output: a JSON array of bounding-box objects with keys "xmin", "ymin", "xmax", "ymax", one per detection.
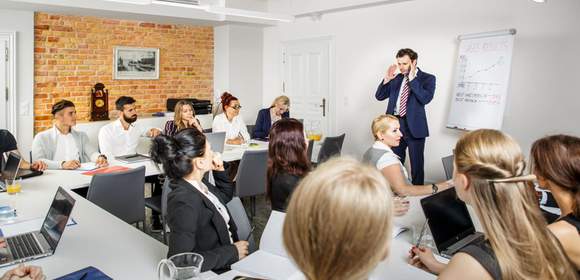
[
  {"xmin": 164, "ymin": 100, "xmax": 203, "ymax": 136},
  {"xmin": 531, "ymin": 134, "xmax": 580, "ymax": 270},
  {"xmin": 267, "ymin": 118, "xmax": 311, "ymax": 212},
  {"xmin": 409, "ymin": 129, "xmax": 577, "ymax": 280}
]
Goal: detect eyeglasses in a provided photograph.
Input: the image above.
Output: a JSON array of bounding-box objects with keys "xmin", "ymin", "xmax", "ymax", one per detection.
[{"xmin": 231, "ymin": 105, "xmax": 242, "ymax": 110}]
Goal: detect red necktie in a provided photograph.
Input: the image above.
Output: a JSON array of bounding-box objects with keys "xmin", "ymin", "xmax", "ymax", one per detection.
[{"xmin": 399, "ymin": 75, "xmax": 410, "ymax": 117}]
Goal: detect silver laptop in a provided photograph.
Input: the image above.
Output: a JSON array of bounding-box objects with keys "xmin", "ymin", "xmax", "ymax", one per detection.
[
  {"xmin": 420, "ymin": 188, "xmax": 484, "ymax": 259},
  {"xmin": 0, "ymin": 152, "xmax": 43, "ymax": 184},
  {"xmin": 204, "ymin": 132, "xmax": 226, "ymax": 154},
  {"xmin": 0, "ymin": 187, "xmax": 76, "ymax": 267}
]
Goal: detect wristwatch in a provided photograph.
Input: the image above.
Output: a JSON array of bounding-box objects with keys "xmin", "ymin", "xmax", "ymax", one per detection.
[{"xmin": 432, "ymin": 184, "xmax": 438, "ymax": 194}]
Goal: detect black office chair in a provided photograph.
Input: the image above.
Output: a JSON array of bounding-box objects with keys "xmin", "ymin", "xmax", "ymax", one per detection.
[
  {"xmin": 441, "ymin": 155, "xmax": 454, "ymax": 180},
  {"xmin": 316, "ymin": 133, "xmax": 346, "ymax": 164},
  {"xmin": 246, "ymin": 125, "xmax": 255, "ymax": 138},
  {"xmin": 227, "ymin": 197, "xmax": 257, "ymax": 253},
  {"xmin": 235, "ymin": 150, "xmax": 268, "ymax": 219},
  {"xmin": 306, "ymin": 139, "xmax": 314, "ymax": 162},
  {"xmin": 87, "ymin": 166, "xmax": 146, "ymax": 229}
]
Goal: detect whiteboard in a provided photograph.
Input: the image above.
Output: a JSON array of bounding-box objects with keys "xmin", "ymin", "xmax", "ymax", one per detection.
[{"xmin": 447, "ymin": 30, "xmax": 516, "ymax": 130}]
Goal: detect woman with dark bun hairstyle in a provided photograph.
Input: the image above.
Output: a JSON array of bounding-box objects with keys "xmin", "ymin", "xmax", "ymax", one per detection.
[
  {"xmin": 150, "ymin": 128, "xmax": 249, "ymax": 273},
  {"xmin": 212, "ymin": 92, "xmax": 250, "ymax": 145}
]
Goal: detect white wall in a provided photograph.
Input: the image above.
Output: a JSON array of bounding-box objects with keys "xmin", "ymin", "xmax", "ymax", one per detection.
[
  {"xmin": 263, "ymin": 0, "xmax": 580, "ymax": 182},
  {"xmin": 0, "ymin": 9, "xmax": 34, "ymax": 156},
  {"xmin": 214, "ymin": 24, "xmax": 263, "ymax": 125}
]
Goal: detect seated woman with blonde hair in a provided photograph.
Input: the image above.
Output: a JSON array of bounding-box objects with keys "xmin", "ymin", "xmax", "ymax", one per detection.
[
  {"xmin": 253, "ymin": 95, "xmax": 290, "ymax": 140},
  {"xmin": 409, "ymin": 129, "xmax": 578, "ymax": 280},
  {"xmin": 363, "ymin": 114, "xmax": 452, "ymax": 197},
  {"xmin": 164, "ymin": 100, "xmax": 203, "ymax": 136},
  {"xmin": 283, "ymin": 157, "xmax": 393, "ymax": 280}
]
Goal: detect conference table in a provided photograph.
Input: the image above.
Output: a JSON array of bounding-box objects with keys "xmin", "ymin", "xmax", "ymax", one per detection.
[
  {"xmin": 0, "ymin": 139, "xmax": 441, "ymax": 279},
  {"xmin": 211, "ymin": 195, "xmax": 444, "ymax": 280},
  {"xmin": 0, "ymin": 141, "xmax": 266, "ymax": 279}
]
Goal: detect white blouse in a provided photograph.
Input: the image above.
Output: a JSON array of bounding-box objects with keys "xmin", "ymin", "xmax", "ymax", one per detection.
[{"xmin": 212, "ymin": 113, "xmax": 251, "ymax": 141}]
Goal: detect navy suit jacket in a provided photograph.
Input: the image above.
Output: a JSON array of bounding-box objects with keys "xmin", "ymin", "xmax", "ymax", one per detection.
[
  {"xmin": 375, "ymin": 69, "xmax": 435, "ymax": 138},
  {"xmin": 252, "ymin": 108, "xmax": 290, "ymax": 139}
]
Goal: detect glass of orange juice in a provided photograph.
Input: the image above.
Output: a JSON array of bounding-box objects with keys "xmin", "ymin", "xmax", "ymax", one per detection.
[{"xmin": 6, "ymin": 178, "xmax": 22, "ymax": 195}]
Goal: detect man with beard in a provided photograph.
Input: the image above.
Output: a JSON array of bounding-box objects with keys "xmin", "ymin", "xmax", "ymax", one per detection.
[
  {"xmin": 98, "ymin": 96, "xmax": 161, "ymax": 159},
  {"xmin": 99, "ymin": 96, "xmax": 163, "ymax": 231}
]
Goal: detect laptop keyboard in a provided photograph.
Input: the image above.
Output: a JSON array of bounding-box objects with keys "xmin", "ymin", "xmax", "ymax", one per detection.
[{"xmin": 7, "ymin": 233, "xmax": 43, "ymax": 260}]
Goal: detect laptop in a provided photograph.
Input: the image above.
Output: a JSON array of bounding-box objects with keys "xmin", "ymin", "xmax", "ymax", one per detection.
[
  {"xmin": 114, "ymin": 153, "xmax": 151, "ymax": 163},
  {"xmin": 204, "ymin": 132, "xmax": 226, "ymax": 154},
  {"xmin": 0, "ymin": 152, "xmax": 43, "ymax": 183},
  {"xmin": 420, "ymin": 188, "xmax": 484, "ymax": 259},
  {"xmin": 0, "ymin": 187, "xmax": 76, "ymax": 267}
]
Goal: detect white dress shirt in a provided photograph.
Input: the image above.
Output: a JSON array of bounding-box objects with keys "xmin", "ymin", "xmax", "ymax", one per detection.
[
  {"xmin": 53, "ymin": 127, "xmax": 80, "ymax": 162},
  {"xmin": 394, "ymin": 68, "xmax": 418, "ymax": 115},
  {"xmin": 212, "ymin": 113, "xmax": 250, "ymax": 141},
  {"xmin": 184, "ymin": 178, "xmax": 233, "ymax": 243},
  {"xmin": 98, "ymin": 119, "xmax": 149, "ymax": 158}
]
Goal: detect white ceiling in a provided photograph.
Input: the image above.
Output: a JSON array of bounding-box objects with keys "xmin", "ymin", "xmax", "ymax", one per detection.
[{"xmin": 0, "ymin": 0, "xmax": 280, "ymax": 26}]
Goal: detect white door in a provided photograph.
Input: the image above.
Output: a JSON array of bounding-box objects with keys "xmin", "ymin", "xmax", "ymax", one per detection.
[
  {"xmin": 0, "ymin": 39, "xmax": 6, "ymax": 130},
  {"xmin": 283, "ymin": 38, "xmax": 333, "ymax": 141}
]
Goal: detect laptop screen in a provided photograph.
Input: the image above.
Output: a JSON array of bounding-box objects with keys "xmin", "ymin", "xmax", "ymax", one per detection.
[
  {"xmin": 40, "ymin": 187, "xmax": 76, "ymax": 251},
  {"xmin": 1, "ymin": 153, "xmax": 20, "ymax": 181},
  {"xmin": 420, "ymin": 188, "xmax": 475, "ymax": 252},
  {"xmin": 204, "ymin": 132, "xmax": 226, "ymax": 154}
]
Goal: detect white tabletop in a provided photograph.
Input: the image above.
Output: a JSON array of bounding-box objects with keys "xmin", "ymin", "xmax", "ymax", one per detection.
[
  {"xmin": 221, "ymin": 140, "xmax": 268, "ymax": 162},
  {"xmin": 0, "ymin": 170, "xmax": 168, "ymax": 279}
]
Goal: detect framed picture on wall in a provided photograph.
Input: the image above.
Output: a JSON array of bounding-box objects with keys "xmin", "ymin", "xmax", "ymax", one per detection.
[{"xmin": 113, "ymin": 47, "xmax": 160, "ymax": 80}]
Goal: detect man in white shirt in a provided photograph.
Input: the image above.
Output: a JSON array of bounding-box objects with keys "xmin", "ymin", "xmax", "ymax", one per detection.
[
  {"xmin": 32, "ymin": 100, "xmax": 108, "ymax": 170},
  {"xmin": 98, "ymin": 96, "xmax": 161, "ymax": 158}
]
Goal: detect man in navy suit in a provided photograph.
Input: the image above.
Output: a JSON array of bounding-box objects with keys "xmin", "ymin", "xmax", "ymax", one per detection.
[{"xmin": 375, "ymin": 48, "xmax": 435, "ymax": 185}]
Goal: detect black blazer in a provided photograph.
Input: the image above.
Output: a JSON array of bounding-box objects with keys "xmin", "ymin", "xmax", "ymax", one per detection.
[
  {"xmin": 252, "ymin": 108, "xmax": 290, "ymax": 139},
  {"xmin": 166, "ymin": 170, "xmax": 239, "ymax": 273},
  {"xmin": 269, "ymin": 172, "xmax": 301, "ymax": 212}
]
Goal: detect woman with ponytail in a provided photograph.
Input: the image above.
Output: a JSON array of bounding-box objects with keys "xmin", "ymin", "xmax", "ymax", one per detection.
[
  {"xmin": 409, "ymin": 129, "xmax": 578, "ymax": 280},
  {"xmin": 150, "ymin": 128, "xmax": 249, "ymax": 273},
  {"xmin": 212, "ymin": 92, "xmax": 250, "ymax": 145},
  {"xmin": 531, "ymin": 134, "xmax": 580, "ymax": 270}
]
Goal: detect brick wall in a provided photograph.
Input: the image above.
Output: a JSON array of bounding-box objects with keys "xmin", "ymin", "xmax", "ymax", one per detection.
[{"xmin": 34, "ymin": 12, "xmax": 213, "ymax": 132}]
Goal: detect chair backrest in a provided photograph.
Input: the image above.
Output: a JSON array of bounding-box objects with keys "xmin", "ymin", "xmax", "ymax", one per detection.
[
  {"xmin": 317, "ymin": 133, "xmax": 346, "ymax": 163},
  {"xmin": 236, "ymin": 150, "xmax": 268, "ymax": 198},
  {"xmin": 226, "ymin": 197, "xmax": 257, "ymax": 252},
  {"xmin": 246, "ymin": 125, "xmax": 255, "ymax": 138},
  {"xmin": 87, "ymin": 166, "xmax": 146, "ymax": 224},
  {"xmin": 161, "ymin": 177, "xmax": 172, "ymax": 220},
  {"xmin": 441, "ymin": 155, "xmax": 454, "ymax": 180},
  {"xmin": 306, "ymin": 139, "xmax": 314, "ymax": 162}
]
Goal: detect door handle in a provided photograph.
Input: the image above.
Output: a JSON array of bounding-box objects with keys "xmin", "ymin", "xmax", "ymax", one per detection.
[{"xmin": 319, "ymin": 98, "xmax": 326, "ymax": 117}]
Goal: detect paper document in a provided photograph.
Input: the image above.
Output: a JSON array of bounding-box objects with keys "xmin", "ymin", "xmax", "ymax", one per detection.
[
  {"xmin": 78, "ymin": 162, "xmax": 98, "ymax": 171},
  {"xmin": 231, "ymin": 211, "xmax": 301, "ymax": 279}
]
